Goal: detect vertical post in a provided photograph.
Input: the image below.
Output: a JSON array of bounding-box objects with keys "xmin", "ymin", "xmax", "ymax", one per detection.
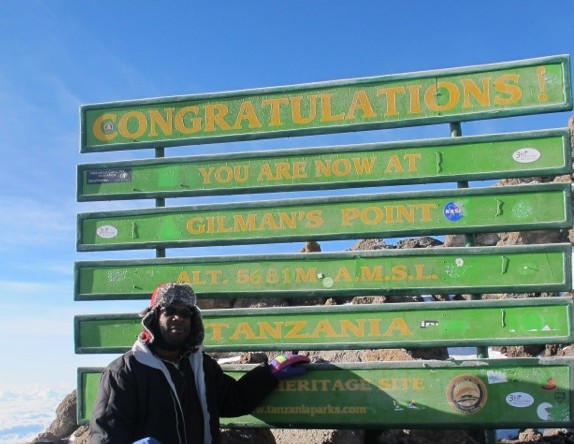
[
  {"xmin": 155, "ymin": 147, "xmax": 166, "ymax": 259},
  {"xmin": 450, "ymin": 123, "xmax": 496, "ymax": 444}
]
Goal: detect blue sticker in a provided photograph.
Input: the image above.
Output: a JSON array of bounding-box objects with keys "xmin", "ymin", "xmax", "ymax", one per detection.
[{"xmin": 444, "ymin": 202, "xmax": 463, "ymax": 221}]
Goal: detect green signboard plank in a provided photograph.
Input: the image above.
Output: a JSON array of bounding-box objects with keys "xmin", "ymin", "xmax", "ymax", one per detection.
[
  {"xmin": 77, "ymin": 358, "xmax": 574, "ymax": 427},
  {"xmin": 77, "ymin": 183, "xmax": 572, "ymax": 251},
  {"xmin": 77, "ymin": 129, "xmax": 571, "ymax": 201},
  {"xmin": 74, "ymin": 243, "xmax": 572, "ymax": 300},
  {"xmin": 74, "ymin": 298, "xmax": 574, "ymax": 354},
  {"xmin": 80, "ymin": 55, "xmax": 572, "ymax": 152}
]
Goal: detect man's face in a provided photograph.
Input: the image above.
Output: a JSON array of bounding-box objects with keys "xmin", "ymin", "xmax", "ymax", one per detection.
[{"xmin": 157, "ymin": 304, "xmax": 192, "ymax": 348}]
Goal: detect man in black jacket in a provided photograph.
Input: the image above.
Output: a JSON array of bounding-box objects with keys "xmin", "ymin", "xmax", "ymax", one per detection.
[{"xmin": 89, "ymin": 283, "xmax": 309, "ymax": 444}]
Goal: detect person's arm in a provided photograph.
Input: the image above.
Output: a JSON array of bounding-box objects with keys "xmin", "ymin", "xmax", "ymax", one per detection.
[
  {"xmin": 214, "ymin": 362, "xmax": 279, "ymax": 417},
  {"xmin": 89, "ymin": 363, "xmax": 138, "ymax": 444},
  {"xmin": 210, "ymin": 353, "xmax": 309, "ymax": 417}
]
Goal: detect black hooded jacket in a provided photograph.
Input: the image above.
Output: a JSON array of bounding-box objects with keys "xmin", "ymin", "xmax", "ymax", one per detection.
[{"xmin": 89, "ymin": 339, "xmax": 278, "ymax": 444}]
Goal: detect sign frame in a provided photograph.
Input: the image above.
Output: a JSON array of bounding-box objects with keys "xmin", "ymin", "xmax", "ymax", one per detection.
[
  {"xmin": 80, "ymin": 55, "xmax": 572, "ymax": 152},
  {"xmin": 77, "ymin": 129, "xmax": 571, "ymax": 202}
]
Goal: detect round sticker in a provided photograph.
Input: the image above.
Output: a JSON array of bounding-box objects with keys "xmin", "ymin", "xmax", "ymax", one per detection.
[
  {"xmin": 444, "ymin": 202, "xmax": 463, "ymax": 221},
  {"xmin": 322, "ymin": 277, "xmax": 334, "ymax": 288},
  {"xmin": 96, "ymin": 225, "xmax": 118, "ymax": 239},
  {"xmin": 512, "ymin": 148, "xmax": 541, "ymax": 164},
  {"xmin": 103, "ymin": 120, "xmax": 115, "ymax": 134},
  {"xmin": 446, "ymin": 374, "xmax": 487, "ymax": 414},
  {"xmin": 506, "ymin": 392, "xmax": 534, "ymax": 408},
  {"xmin": 537, "ymin": 402, "xmax": 553, "ymax": 420}
]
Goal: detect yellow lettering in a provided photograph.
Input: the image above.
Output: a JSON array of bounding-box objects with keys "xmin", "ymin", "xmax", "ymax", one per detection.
[
  {"xmin": 494, "ymin": 74, "xmax": 522, "ymax": 105},
  {"xmin": 319, "ymin": 94, "xmax": 345, "ymax": 122},
  {"xmin": 377, "ymin": 86, "xmax": 406, "ymax": 116},
  {"xmin": 403, "ymin": 153, "xmax": 421, "ymax": 171},
  {"xmin": 290, "ymin": 95, "xmax": 318, "ymax": 124},
  {"xmin": 424, "ymin": 81, "xmax": 460, "ymax": 112},
  {"xmin": 346, "ymin": 90, "xmax": 376, "ymax": 119},
  {"xmin": 461, "ymin": 78, "xmax": 491, "ymax": 108},
  {"xmin": 186, "ymin": 217, "xmax": 205, "ymax": 234},
  {"xmin": 339, "ymin": 320, "xmax": 366, "ymax": 338},
  {"xmin": 359, "ymin": 266, "xmax": 383, "ymax": 282},
  {"xmin": 149, "ymin": 108, "xmax": 174, "ymax": 137},
  {"xmin": 118, "ymin": 111, "xmax": 147, "ymax": 139},
  {"xmin": 352, "ymin": 157, "xmax": 377, "ymax": 175},
  {"xmin": 334, "ymin": 266, "xmax": 353, "ymax": 282},
  {"xmin": 285, "ymin": 321, "xmax": 308, "ymax": 339},
  {"xmin": 407, "ymin": 84, "xmax": 422, "ymax": 114},
  {"xmin": 256, "ymin": 162, "xmax": 307, "ymax": 181},
  {"xmin": 174, "ymin": 106, "xmax": 202, "ymax": 134},
  {"xmin": 259, "ymin": 213, "xmax": 279, "ymax": 230},
  {"xmin": 233, "ymin": 214, "xmax": 258, "ymax": 232},
  {"xmin": 385, "ymin": 154, "xmax": 405, "ymax": 173},
  {"xmin": 311, "ymin": 320, "xmax": 338, "ymax": 338},
  {"xmin": 92, "ymin": 113, "xmax": 117, "ymax": 141},
  {"xmin": 257, "ymin": 322, "xmax": 283, "ymax": 339},
  {"xmin": 261, "ymin": 97, "xmax": 289, "ymax": 126},
  {"xmin": 177, "ymin": 271, "xmax": 191, "ymax": 284},
  {"xmin": 232, "ymin": 101, "xmax": 262, "ymax": 129},
  {"xmin": 205, "ymin": 322, "xmax": 228, "ymax": 341},
  {"xmin": 230, "ymin": 323, "xmax": 257, "ymax": 340},
  {"xmin": 305, "ymin": 210, "xmax": 323, "ymax": 228},
  {"xmin": 205, "ymin": 104, "xmax": 231, "ymax": 132},
  {"xmin": 384, "ymin": 318, "xmax": 414, "ymax": 336},
  {"xmin": 198, "ymin": 167, "xmax": 214, "ymax": 185}
]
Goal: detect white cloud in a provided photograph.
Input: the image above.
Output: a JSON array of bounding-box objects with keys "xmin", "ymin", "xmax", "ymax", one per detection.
[{"xmin": 0, "ymin": 384, "xmax": 73, "ymax": 444}]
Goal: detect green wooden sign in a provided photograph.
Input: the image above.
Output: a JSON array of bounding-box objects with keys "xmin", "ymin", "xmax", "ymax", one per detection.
[
  {"xmin": 75, "ymin": 298, "xmax": 574, "ymax": 354},
  {"xmin": 77, "ymin": 129, "xmax": 571, "ymax": 201},
  {"xmin": 80, "ymin": 55, "xmax": 572, "ymax": 152},
  {"xmin": 74, "ymin": 244, "xmax": 572, "ymax": 300},
  {"xmin": 78, "ymin": 359, "xmax": 574, "ymax": 427},
  {"xmin": 77, "ymin": 183, "xmax": 572, "ymax": 251}
]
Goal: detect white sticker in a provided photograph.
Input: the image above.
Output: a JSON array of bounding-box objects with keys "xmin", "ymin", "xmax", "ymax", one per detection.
[
  {"xmin": 96, "ymin": 225, "xmax": 118, "ymax": 239},
  {"xmin": 506, "ymin": 392, "xmax": 534, "ymax": 408},
  {"xmin": 487, "ymin": 370, "xmax": 508, "ymax": 384},
  {"xmin": 512, "ymin": 148, "xmax": 541, "ymax": 164},
  {"xmin": 455, "ymin": 258, "xmax": 464, "ymax": 267},
  {"xmin": 322, "ymin": 277, "xmax": 334, "ymax": 288},
  {"xmin": 536, "ymin": 402, "xmax": 553, "ymax": 420}
]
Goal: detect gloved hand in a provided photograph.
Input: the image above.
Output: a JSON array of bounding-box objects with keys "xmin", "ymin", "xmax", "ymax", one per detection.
[{"xmin": 270, "ymin": 353, "xmax": 310, "ymax": 379}]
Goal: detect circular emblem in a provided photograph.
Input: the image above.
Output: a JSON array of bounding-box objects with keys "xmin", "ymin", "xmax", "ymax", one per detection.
[
  {"xmin": 446, "ymin": 374, "xmax": 487, "ymax": 414},
  {"xmin": 512, "ymin": 148, "xmax": 541, "ymax": 164},
  {"xmin": 96, "ymin": 225, "xmax": 118, "ymax": 239},
  {"xmin": 443, "ymin": 202, "xmax": 463, "ymax": 221},
  {"xmin": 103, "ymin": 120, "xmax": 115, "ymax": 134}
]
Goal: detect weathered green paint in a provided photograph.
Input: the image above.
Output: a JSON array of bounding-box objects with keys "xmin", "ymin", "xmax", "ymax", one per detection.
[
  {"xmin": 78, "ymin": 359, "xmax": 574, "ymax": 427},
  {"xmin": 75, "ymin": 298, "xmax": 574, "ymax": 354},
  {"xmin": 74, "ymin": 244, "xmax": 572, "ymax": 300},
  {"xmin": 77, "ymin": 183, "xmax": 572, "ymax": 251},
  {"xmin": 77, "ymin": 129, "xmax": 571, "ymax": 201},
  {"xmin": 80, "ymin": 56, "xmax": 572, "ymax": 152}
]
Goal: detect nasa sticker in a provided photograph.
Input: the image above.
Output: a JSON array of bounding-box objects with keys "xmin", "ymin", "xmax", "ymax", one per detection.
[
  {"xmin": 512, "ymin": 148, "xmax": 541, "ymax": 164},
  {"xmin": 96, "ymin": 225, "xmax": 118, "ymax": 239},
  {"xmin": 443, "ymin": 202, "xmax": 463, "ymax": 222},
  {"xmin": 446, "ymin": 374, "xmax": 487, "ymax": 414}
]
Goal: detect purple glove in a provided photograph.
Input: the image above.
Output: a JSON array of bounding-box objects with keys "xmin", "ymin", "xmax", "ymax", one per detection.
[{"xmin": 270, "ymin": 354, "xmax": 310, "ymax": 379}]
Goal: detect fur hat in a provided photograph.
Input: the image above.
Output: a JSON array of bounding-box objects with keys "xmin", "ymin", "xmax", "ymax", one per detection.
[{"xmin": 139, "ymin": 283, "xmax": 204, "ymax": 351}]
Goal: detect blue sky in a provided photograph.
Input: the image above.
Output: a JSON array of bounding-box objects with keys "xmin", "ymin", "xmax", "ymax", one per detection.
[{"xmin": 1, "ymin": 1, "xmax": 573, "ymax": 388}]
